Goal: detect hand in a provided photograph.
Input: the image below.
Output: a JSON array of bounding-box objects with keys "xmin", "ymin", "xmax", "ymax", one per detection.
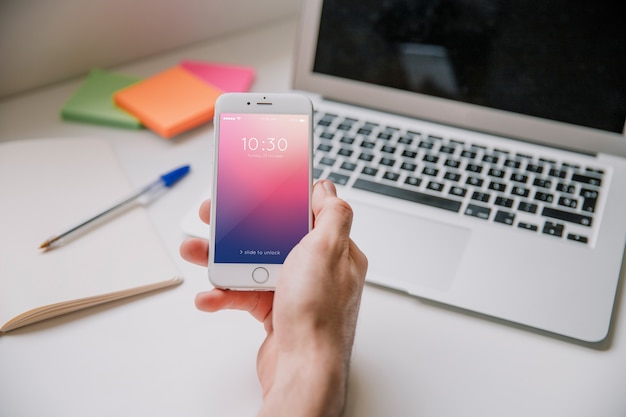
[{"xmin": 180, "ymin": 180, "xmax": 368, "ymax": 417}]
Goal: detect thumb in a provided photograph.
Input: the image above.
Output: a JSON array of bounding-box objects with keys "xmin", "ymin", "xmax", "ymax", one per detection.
[{"xmin": 311, "ymin": 180, "xmax": 354, "ymax": 237}]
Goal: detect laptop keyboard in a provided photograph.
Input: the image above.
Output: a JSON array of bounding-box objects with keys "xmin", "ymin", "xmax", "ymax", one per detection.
[{"xmin": 312, "ymin": 109, "xmax": 607, "ymax": 246}]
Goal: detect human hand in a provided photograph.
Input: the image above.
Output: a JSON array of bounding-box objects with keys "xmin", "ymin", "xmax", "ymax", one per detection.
[{"xmin": 180, "ymin": 179, "xmax": 368, "ymax": 417}]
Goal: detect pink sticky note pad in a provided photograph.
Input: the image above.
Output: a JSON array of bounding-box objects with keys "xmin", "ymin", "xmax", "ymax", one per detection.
[{"xmin": 180, "ymin": 61, "xmax": 255, "ymax": 92}]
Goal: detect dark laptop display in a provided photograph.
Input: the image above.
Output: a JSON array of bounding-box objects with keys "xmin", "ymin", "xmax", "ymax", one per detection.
[{"xmin": 313, "ymin": 0, "xmax": 626, "ymax": 133}]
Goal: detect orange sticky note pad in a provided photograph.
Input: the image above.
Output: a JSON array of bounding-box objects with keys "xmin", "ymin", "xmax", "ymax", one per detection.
[{"xmin": 114, "ymin": 66, "xmax": 222, "ymax": 138}]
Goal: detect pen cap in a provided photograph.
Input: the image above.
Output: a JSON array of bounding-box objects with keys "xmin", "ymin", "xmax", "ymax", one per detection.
[{"xmin": 161, "ymin": 165, "xmax": 191, "ymax": 187}]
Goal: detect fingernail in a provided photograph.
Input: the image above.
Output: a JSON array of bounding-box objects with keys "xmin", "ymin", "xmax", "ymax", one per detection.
[{"xmin": 320, "ymin": 179, "xmax": 336, "ymax": 194}]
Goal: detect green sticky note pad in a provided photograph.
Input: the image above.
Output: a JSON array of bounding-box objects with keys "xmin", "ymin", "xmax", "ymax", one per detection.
[{"xmin": 61, "ymin": 68, "xmax": 143, "ymax": 129}]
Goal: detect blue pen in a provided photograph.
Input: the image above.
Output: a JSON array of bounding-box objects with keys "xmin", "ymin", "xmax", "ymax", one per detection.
[{"xmin": 39, "ymin": 165, "xmax": 190, "ymax": 250}]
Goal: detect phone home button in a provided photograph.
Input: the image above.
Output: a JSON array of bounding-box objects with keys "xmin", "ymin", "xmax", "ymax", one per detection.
[{"xmin": 252, "ymin": 267, "xmax": 269, "ymax": 284}]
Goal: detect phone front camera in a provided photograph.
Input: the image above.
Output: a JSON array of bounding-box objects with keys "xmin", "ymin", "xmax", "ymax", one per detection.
[{"xmin": 247, "ymin": 102, "xmax": 250, "ymax": 105}]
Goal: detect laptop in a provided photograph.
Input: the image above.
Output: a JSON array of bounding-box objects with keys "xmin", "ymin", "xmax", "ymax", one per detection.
[{"xmin": 292, "ymin": 0, "xmax": 626, "ymax": 342}]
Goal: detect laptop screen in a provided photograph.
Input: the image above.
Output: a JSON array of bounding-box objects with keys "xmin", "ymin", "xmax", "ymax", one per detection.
[{"xmin": 313, "ymin": 0, "xmax": 626, "ymax": 134}]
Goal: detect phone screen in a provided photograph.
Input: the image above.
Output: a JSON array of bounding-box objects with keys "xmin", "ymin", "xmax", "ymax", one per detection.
[{"xmin": 213, "ymin": 112, "xmax": 310, "ymax": 264}]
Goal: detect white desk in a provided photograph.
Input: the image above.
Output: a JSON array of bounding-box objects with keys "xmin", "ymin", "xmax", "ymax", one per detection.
[{"xmin": 1, "ymin": 18, "xmax": 625, "ymax": 417}]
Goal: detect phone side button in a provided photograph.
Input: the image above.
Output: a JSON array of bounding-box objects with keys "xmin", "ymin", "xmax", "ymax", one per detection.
[{"xmin": 252, "ymin": 267, "xmax": 270, "ymax": 284}]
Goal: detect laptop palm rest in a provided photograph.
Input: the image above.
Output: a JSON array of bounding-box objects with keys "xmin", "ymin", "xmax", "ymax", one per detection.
[{"xmin": 350, "ymin": 202, "xmax": 471, "ymax": 292}]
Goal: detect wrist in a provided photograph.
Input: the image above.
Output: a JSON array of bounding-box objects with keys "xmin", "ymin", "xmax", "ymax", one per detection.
[{"xmin": 259, "ymin": 342, "xmax": 350, "ymax": 417}]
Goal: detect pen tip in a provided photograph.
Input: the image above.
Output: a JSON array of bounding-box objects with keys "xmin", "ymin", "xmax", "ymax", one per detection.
[{"xmin": 39, "ymin": 241, "xmax": 50, "ymax": 249}]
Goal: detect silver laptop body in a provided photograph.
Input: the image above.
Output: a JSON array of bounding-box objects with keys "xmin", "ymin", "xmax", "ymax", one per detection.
[{"xmin": 293, "ymin": 0, "xmax": 626, "ymax": 342}]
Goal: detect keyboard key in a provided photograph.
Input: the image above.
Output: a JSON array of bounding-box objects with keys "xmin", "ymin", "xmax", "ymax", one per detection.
[
  {"xmin": 422, "ymin": 166, "xmax": 439, "ymax": 177},
  {"xmin": 494, "ymin": 196, "xmax": 514, "ymax": 208},
  {"xmin": 362, "ymin": 166, "xmax": 378, "ymax": 176},
  {"xmin": 427, "ymin": 181, "xmax": 444, "ymax": 192},
  {"xmin": 353, "ymin": 179, "xmax": 462, "ymax": 212},
  {"xmin": 461, "ymin": 150, "xmax": 477, "ymax": 159},
  {"xmin": 317, "ymin": 143, "xmax": 332, "ymax": 152},
  {"xmin": 449, "ymin": 186, "xmax": 467, "ymax": 197},
  {"xmin": 360, "ymin": 140, "xmax": 376, "ymax": 149},
  {"xmin": 319, "ymin": 156, "xmax": 336, "ymax": 167},
  {"xmin": 572, "ymin": 173, "xmax": 602, "ymax": 187},
  {"xmin": 440, "ymin": 145, "xmax": 455, "ymax": 154},
  {"xmin": 444, "ymin": 159, "xmax": 461, "ymax": 168},
  {"xmin": 314, "ymin": 167, "xmax": 323, "ymax": 179},
  {"xmin": 556, "ymin": 182, "xmax": 576, "ymax": 194},
  {"xmin": 580, "ymin": 188, "xmax": 598, "ymax": 198},
  {"xmin": 466, "ymin": 176, "xmax": 484, "ymax": 187},
  {"xmin": 340, "ymin": 135, "xmax": 355, "ymax": 144},
  {"xmin": 510, "ymin": 173, "xmax": 529, "ymax": 183},
  {"xmin": 383, "ymin": 171, "xmax": 401, "ymax": 181},
  {"xmin": 340, "ymin": 161, "xmax": 357, "ymax": 171},
  {"xmin": 471, "ymin": 191, "xmax": 491, "ymax": 203},
  {"xmin": 488, "ymin": 168, "xmax": 505, "ymax": 178},
  {"xmin": 549, "ymin": 168, "xmax": 567, "ymax": 178},
  {"xmin": 359, "ymin": 153, "xmax": 374, "ymax": 162},
  {"xmin": 542, "ymin": 221, "xmax": 564, "ymax": 238},
  {"xmin": 404, "ymin": 176, "xmax": 422, "ymax": 187},
  {"xmin": 526, "ymin": 164, "xmax": 543, "ymax": 174},
  {"xmin": 465, "ymin": 204, "xmax": 491, "ymax": 220},
  {"xmin": 381, "ymin": 145, "xmax": 396, "ymax": 154},
  {"xmin": 337, "ymin": 148, "xmax": 353, "ymax": 157},
  {"xmin": 418, "ymin": 141, "xmax": 434, "ymax": 150},
  {"xmin": 579, "ymin": 187, "xmax": 599, "ymax": 212},
  {"xmin": 320, "ymin": 131, "xmax": 335, "ymax": 140},
  {"xmin": 488, "ymin": 181, "xmax": 506, "ymax": 192},
  {"xmin": 494, "ymin": 210, "xmax": 515, "ymax": 225},
  {"xmin": 402, "ymin": 150, "xmax": 418, "ymax": 159},
  {"xmin": 586, "ymin": 167, "xmax": 604, "ymax": 175},
  {"xmin": 482, "ymin": 154, "xmax": 499, "ymax": 164},
  {"xmin": 466, "ymin": 163, "xmax": 483, "ymax": 174},
  {"xmin": 423, "ymin": 154, "xmax": 439, "ymax": 164},
  {"xmin": 518, "ymin": 201, "xmax": 538, "ymax": 214},
  {"xmin": 533, "ymin": 178, "xmax": 552, "ymax": 188},
  {"xmin": 327, "ymin": 172, "xmax": 350, "ymax": 185},
  {"xmin": 542, "ymin": 207, "xmax": 592, "ymax": 226},
  {"xmin": 562, "ymin": 162, "xmax": 581, "ymax": 170},
  {"xmin": 400, "ymin": 162, "xmax": 417, "ymax": 172},
  {"xmin": 504, "ymin": 159, "xmax": 521, "ymax": 169},
  {"xmin": 539, "ymin": 157, "xmax": 556, "ymax": 165},
  {"xmin": 512, "ymin": 186, "xmax": 530, "ymax": 197},
  {"xmin": 567, "ymin": 233, "xmax": 589, "ymax": 244},
  {"xmin": 557, "ymin": 196, "xmax": 578, "ymax": 209},
  {"xmin": 518, "ymin": 222, "xmax": 538, "ymax": 232},
  {"xmin": 444, "ymin": 171, "xmax": 461, "ymax": 181},
  {"xmin": 534, "ymin": 191, "xmax": 554, "ymax": 203},
  {"xmin": 380, "ymin": 157, "xmax": 395, "ymax": 166}
]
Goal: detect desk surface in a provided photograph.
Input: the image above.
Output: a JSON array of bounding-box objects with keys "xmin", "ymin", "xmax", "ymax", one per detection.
[{"xmin": 1, "ymin": 18, "xmax": 625, "ymax": 417}]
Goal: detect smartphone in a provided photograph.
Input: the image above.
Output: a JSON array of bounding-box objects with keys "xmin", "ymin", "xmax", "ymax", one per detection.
[{"xmin": 208, "ymin": 93, "xmax": 313, "ymax": 289}]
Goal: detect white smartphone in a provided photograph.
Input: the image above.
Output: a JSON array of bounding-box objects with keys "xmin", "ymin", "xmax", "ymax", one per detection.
[{"xmin": 208, "ymin": 93, "xmax": 314, "ymax": 290}]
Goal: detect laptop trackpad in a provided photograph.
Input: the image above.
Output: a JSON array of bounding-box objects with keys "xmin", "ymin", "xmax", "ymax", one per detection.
[{"xmin": 350, "ymin": 202, "xmax": 471, "ymax": 292}]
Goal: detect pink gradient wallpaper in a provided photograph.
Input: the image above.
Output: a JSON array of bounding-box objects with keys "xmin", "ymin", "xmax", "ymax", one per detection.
[{"xmin": 214, "ymin": 113, "xmax": 310, "ymax": 263}]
